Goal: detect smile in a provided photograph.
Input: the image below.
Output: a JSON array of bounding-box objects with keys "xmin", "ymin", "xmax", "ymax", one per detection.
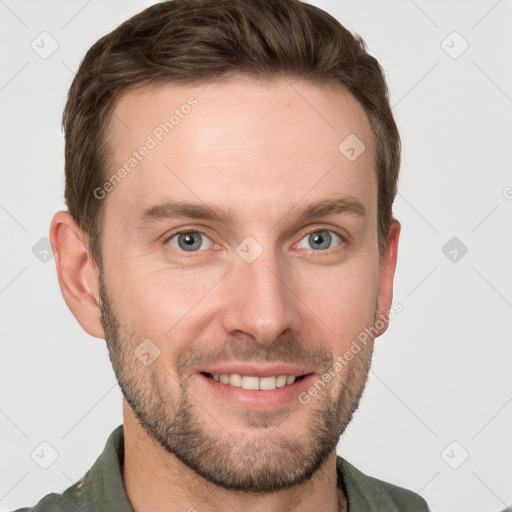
[{"xmin": 202, "ymin": 372, "xmax": 308, "ymax": 391}]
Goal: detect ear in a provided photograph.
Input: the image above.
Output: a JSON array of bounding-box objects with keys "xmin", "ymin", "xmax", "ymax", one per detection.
[
  {"xmin": 374, "ymin": 219, "xmax": 401, "ymax": 338},
  {"xmin": 49, "ymin": 211, "xmax": 105, "ymax": 339}
]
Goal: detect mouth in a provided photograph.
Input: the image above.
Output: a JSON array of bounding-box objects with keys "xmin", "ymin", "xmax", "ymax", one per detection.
[
  {"xmin": 197, "ymin": 370, "xmax": 316, "ymax": 410},
  {"xmin": 201, "ymin": 372, "xmax": 310, "ymax": 391}
]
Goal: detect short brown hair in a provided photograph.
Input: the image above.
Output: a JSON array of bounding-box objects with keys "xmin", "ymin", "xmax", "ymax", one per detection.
[{"xmin": 62, "ymin": 0, "xmax": 400, "ymax": 265}]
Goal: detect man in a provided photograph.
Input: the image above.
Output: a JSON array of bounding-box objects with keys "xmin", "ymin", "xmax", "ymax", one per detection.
[{"xmin": 13, "ymin": 0, "xmax": 430, "ymax": 510}]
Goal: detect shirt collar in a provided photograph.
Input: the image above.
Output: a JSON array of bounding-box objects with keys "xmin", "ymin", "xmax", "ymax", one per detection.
[
  {"xmin": 80, "ymin": 424, "xmax": 400, "ymax": 512},
  {"xmin": 81, "ymin": 424, "xmax": 134, "ymax": 512}
]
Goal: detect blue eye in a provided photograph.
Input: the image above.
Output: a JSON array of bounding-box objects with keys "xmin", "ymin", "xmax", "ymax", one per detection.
[
  {"xmin": 297, "ymin": 229, "xmax": 342, "ymax": 251},
  {"xmin": 165, "ymin": 228, "xmax": 343, "ymax": 254},
  {"xmin": 166, "ymin": 231, "xmax": 213, "ymax": 252}
]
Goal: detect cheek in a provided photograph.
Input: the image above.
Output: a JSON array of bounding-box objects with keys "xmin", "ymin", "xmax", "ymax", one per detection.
[
  {"xmin": 109, "ymin": 264, "xmax": 223, "ymax": 343},
  {"xmin": 296, "ymin": 261, "xmax": 378, "ymax": 343}
]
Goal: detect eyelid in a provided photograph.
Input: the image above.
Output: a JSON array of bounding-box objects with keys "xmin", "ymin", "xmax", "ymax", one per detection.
[
  {"xmin": 163, "ymin": 225, "xmax": 347, "ymax": 256},
  {"xmin": 164, "ymin": 228, "xmax": 215, "ymax": 252},
  {"xmin": 294, "ymin": 227, "xmax": 345, "ymax": 251}
]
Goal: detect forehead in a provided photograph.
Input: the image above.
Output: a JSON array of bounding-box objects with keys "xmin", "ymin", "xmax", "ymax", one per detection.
[{"xmin": 103, "ymin": 76, "xmax": 377, "ymax": 230}]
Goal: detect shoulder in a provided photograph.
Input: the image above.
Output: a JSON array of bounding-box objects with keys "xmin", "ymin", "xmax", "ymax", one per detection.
[
  {"xmin": 363, "ymin": 473, "xmax": 430, "ymax": 511},
  {"xmin": 8, "ymin": 475, "xmax": 96, "ymax": 512},
  {"xmin": 336, "ymin": 456, "xmax": 430, "ymax": 511},
  {"xmin": 9, "ymin": 425, "xmax": 127, "ymax": 512}
]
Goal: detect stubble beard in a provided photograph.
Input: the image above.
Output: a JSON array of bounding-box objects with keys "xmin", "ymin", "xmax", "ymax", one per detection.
[{"xmin": 98, "ymin": 270, "xmax": 375, "ymax": 493}]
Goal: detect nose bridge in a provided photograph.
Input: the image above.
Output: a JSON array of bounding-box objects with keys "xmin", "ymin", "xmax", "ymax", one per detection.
[{"xmin": 222, "ymin": 243, "xmax": 301, "ymax": 345}]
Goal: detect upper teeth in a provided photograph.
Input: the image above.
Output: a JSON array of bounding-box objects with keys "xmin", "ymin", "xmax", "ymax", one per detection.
[{"xmin": 211, "ymin": 373, "xmax": 297, "ymax": 390}]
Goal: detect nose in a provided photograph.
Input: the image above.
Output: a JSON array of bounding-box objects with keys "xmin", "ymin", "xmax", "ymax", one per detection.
[{"xmin": 221, "ymin": 245, "xmax": 302, "ymax": 348}]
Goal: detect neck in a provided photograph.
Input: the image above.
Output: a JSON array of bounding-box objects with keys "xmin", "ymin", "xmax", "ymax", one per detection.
[{"xmin": 121, "ymin": 402, "xmax": 347, "ymax": 512}]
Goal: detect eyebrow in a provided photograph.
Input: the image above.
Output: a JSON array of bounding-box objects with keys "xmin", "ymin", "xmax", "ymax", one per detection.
[{"xmin": 135, "ymin": 194, "xmax": 367, "ymax": 230}]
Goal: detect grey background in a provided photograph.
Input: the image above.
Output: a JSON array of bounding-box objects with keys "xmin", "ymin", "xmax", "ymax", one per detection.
[{"xmin": 1, "ymin": 1, "xmax": 511, "ymax": 511}]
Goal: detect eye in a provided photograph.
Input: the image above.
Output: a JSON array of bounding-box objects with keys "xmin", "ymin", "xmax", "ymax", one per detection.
[
  {"xmin": 166, "ymin": 231, "xmax": 213, "ymax": 252},
  {"xmin": 296, "ymin": 229, "xmax": 343, "ymax": 251}
]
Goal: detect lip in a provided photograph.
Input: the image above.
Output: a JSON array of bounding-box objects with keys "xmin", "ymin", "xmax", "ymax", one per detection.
[
  {"xmin": 197, "ymin": 371, "xmax": 316, "ymax": 410},
  {"xmin": 196, "ymin": 362, "xmax": 314, "ymax": 378}
]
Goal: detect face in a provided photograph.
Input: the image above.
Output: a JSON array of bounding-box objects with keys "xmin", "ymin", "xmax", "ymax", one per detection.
[{"xmin": 98, "ymin": 76, "xmax": 389, "ymax": 492}]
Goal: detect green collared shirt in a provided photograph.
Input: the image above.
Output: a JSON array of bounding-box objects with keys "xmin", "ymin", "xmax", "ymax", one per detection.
[{"xmin": 12, "ymin": 425, "xmax": 430, "ymax": 511}]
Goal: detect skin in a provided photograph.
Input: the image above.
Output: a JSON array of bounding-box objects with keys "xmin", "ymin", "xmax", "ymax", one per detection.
[{"xmin": 50, "ymin": 76, "xmax": 400, "ymax": 512}]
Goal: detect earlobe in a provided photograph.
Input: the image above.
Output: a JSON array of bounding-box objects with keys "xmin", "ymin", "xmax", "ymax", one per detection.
[
  {"xmin": 49, "ymin": 211, "xmax": 105, "ymax": 340},
  {"xmin": 375, "ymin": 219, "xmax": 401, "ymax": 338}
]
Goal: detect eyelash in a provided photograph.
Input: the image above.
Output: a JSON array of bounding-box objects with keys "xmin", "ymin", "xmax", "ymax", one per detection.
[{"xmin": 163, "ymin": 227, "xmax": 346, "ymax": 256}]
